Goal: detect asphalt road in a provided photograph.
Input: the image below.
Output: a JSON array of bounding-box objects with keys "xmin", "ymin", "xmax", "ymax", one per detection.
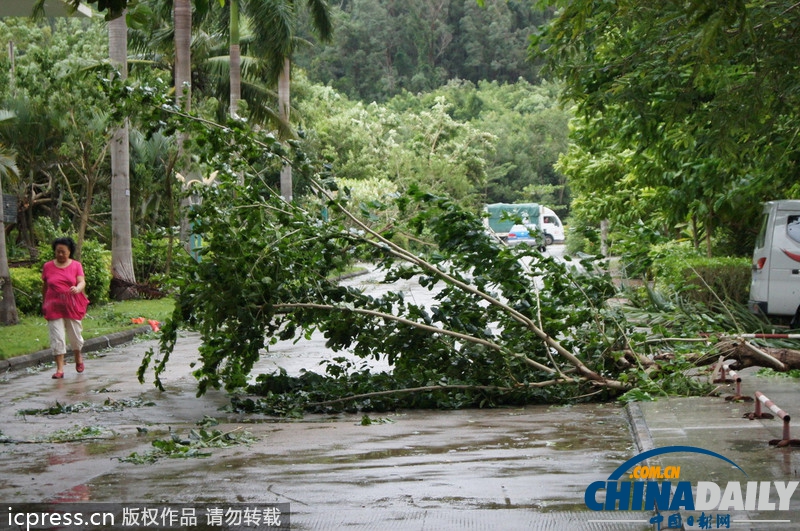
[{"xmin": 5, "ymin": 249, "xmax": 800, "ymax": 530}]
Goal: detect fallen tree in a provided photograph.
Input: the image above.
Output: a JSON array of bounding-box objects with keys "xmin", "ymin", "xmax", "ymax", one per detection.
[
  {"xmin": 128, "ymin": 104, "xmax": 741, "ymax": 414},
  {"xmin": 691, "ymin": 338, "xmax": 800, "ymax": 373},
  {"xmin": 140, "ymin": 163, "xmax": 728, "ymax": 414}
]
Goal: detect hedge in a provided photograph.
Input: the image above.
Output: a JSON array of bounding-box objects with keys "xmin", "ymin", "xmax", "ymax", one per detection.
[
  {"xmin": 654, "ymin": 255, "xmax": 751, "ymax": 305},
  {"xmin": 9, "ymin": 267, "xmax": 42, "ymax": 315}
]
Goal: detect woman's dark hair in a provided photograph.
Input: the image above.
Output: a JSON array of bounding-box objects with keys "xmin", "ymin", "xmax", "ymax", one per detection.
[{"xmin": 52, "ymin": 237, "xmax": 77, "ymax": 257}]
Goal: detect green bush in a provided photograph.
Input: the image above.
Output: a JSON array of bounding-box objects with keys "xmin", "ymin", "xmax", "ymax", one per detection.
[
  {"xmin": 133, "ymin": 231, "xmax": 169, "ymax": 282},
  {"xmin": 10, "ymin": 267, "xmax": 43, "ymax": 315},
  {"xmin": 653, "ymin": 248, "xmax": 751, "ymax": 305},
  {"xmin": 80, "ymin": 239, "xmax": 112, "ymax": 305}
]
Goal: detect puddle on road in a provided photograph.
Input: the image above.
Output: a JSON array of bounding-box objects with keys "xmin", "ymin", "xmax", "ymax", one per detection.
[
  {"xmin": 50, "ymin": 484, "xmax": 92, "ymax": 502},
  {"xmin": 412, "ymin": 496, "xmax": 589, "ymax": 513},
  {"xmin": 728, "ymin": 438, "xmax": 773, "ymax": 453},
  {"xmin": 3, "ymin": 400, "xmax": 635, "ymax": 513}
]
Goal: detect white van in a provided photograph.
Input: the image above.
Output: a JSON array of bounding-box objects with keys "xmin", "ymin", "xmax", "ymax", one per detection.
[
  {"xmin": 749, "ymin": 200, "xmax": 800, "ymax": 320},
  {"xmin": 484, "ymin": 203, "xmax": 565, "ymax": 246},
  {"xmin": 541, "ymin": 206, "xmax": 565, "ymax": 245}
]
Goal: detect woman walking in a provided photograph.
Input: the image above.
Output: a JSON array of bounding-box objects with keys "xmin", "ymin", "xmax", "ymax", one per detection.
[{"xmin": 42, "ymin": 237, "xmax": 90, "ymax": 379}]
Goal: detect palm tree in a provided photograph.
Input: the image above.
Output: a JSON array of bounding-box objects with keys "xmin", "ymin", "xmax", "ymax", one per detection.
[
  {"xmin": 126, "ymin": 0, "xmax": 286, "ymax": 127},
  {"xmin": 56, "ymin": 0, "xmax": 137, "ymax": 297},
  {"xmin": 229, "ymin": 0, "xmax": 241, "ymax": 117},
  {"xmin": 109, "ymin": 12, "xmax": 138, "ymax": 299},
  {"xmin": 0, "ymin": 111, "xmax": 20, "ymax": 325},
  {"xmin": 173, "ymin": 0, "xmax": 195, "ymax": 253},
  {"xmin": 246, "ymin": 0, "xmax": 333, "ymax": 201}
]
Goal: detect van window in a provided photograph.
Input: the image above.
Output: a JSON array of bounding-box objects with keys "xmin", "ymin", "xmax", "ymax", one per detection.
[
  {"xmin": 788, "ymin": 215, "xmax": 800, "ymax": 244},
  {"xmin": 755, "ymin": 212, "xmax": 770, "ymax": 249}
]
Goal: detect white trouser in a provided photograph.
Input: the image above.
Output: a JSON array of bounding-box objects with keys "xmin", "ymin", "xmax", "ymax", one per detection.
[{"xmin": 47, "ymin": 318, "xmax": 84, "ymax": 356}]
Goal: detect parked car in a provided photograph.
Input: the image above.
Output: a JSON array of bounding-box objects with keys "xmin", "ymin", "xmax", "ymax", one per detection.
[
  {"xmin": 749, "ymin": 200, "xmax": 800, "ymax": 324},
  {"xmin": 505, "ymin": 224, "xmax": 546, "ymax": 251}
]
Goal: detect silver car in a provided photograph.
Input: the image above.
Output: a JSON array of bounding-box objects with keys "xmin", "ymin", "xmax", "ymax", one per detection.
[{"xmin": 506, "ymin": 224, "xmax": 546, "ymax": 251}]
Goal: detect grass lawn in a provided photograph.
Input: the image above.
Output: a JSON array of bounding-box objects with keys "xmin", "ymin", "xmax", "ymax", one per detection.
[{"xmin": 0, "ymin": 298, "xmax": 175, "ymax": 360}]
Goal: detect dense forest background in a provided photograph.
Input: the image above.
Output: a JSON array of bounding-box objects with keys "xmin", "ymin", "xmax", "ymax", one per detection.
[
  {"xmin": 293, "ymin": 0, "xmax": 548, "ymax": 102},
  {"xmin": 3, "ymin": 0, "xmax": 799, "ymax": 283},
  {"xmin": 0, "ymin": 0, "xmax": 571, "ymax": 266}
]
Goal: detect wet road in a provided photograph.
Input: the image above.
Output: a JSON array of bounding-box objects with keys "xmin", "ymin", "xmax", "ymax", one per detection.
[
  {"xmin": 0, "ymin": 248, "xmax": 652, "ymax": 530},
  {"xmin": 0, "ymin": 336, "xmax": 642, "ymax": 530},
  {"xmin": 5, "ymin": 249, "xmax": 800, "ymax": 529}
]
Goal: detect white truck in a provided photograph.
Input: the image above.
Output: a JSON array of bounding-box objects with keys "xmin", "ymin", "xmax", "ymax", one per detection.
[
  {"xmin": 749, "ymin": 200, "xmax": 800, "ymax": 323},
  {"xmin": 484, "ymin": 203, "xmax": 565, "ymax": 246}
]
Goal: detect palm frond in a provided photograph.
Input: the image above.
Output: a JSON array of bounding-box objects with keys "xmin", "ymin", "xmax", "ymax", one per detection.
[
  {"xmin": 0, "ymin": 146, "xmax": 20, "ymax": 180},
  {"xmin": 245, "ymin": 0, "xmax": 295, "ymax": 82},
  {"xmin": 305, "ymin": 0, "xmax": 333, "ymax": 41}
]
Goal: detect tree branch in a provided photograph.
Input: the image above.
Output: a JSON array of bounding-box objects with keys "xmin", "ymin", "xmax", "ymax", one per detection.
[
  {"xmin": 303, "ymin": 380, "xmax": 575, "ymax": 408},
  {"xmin": 308, "ymin": 180, "xmax": 616, "ymax": 387},
  {"xmin": 272, "ymin": 302, "xmax": 557, "ymax": 374}
]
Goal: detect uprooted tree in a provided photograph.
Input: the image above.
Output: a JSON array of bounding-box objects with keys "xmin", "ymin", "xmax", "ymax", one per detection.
[
  {"xmin": 692, "ymin": 339, "xmax": 800, "ymax": 374},
  {"xmin": 125, "ymin": 83, "xmax": 796, "ymax": 415},
  {"xmin": 140, "ymin": 172, "xmax": 646, "ymax": 410}
]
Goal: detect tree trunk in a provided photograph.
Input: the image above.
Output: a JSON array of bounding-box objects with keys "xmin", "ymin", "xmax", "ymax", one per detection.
[
  {"xmin": 75, "ymin": 178, "xmax": 94, "ymax": 261},
  {"xmin": 715, "ymin": 340, "xmax": 800, "ymax": 372},
  {"xmin": 109, "ymin": 13, "xmax": 137, "ymax": 300},
  {"xmin": 174, "ymin": 0, "xmax": 192, "ymax": 114},
  {"xmin": 0, "ymin": 175, "xmax": 19, "ymax": 325},
  {"xmin": 174, "ymin": 0, "xmax": 193, "ymax": 252},
  {"xmin": 600, "ymin": 219, "xmax": 609, "ymax": 256},
  {"xmin": 683, "ymin": 339, "xmax": 800, "ymax": 374},
  {"xmin": 229, "ymin": 0, "xmax": 241, "ymax": 118},
  {"xmin": 279, "ymin": 57, "xmax": 292, "ymax": 202}
]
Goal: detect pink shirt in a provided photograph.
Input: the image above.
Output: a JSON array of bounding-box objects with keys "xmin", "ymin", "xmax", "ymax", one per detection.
[{"xmin": 42, "ymin": 260, "xmax": 90, "ymax": 320}]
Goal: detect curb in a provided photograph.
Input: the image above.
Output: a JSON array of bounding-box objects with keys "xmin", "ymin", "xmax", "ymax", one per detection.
[
  {"xmin": 625, "ymin": 401, "xmax": 655, "ymax": 453},
  {"xmin": 1, "ymin": 325, "xmax": 154, "ymax": 373},
  {"xmin": 332, "ymin": 266, "xmax": 371, "ymax": 282}
]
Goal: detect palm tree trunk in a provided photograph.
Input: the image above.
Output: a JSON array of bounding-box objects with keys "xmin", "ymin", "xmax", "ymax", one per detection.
[
  {"xmin": 0, "ymin": 174, "xmax": 19, "ymax": 325},
  {"xmin": 229, "ymin": 0, "xmax": 241, "ymax": 118},
  {"xmin": 174, "ymin": 0, "xmax": 192, "ymax": 113},
  {"xmin": 109, "ymin": 12, "xmax": 137, "ymax": 299},
  {"xmin": 174, "ymin": 0, "xmax": 194, "ymax": 251},
  {"xmin": 279, "ymin": 57, "xmax": 292, "ymax": 201}
]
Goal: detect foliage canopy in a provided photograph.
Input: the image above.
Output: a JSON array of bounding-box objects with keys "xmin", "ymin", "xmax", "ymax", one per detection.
[
  {"xmin": 535, "ymin": 0, "xmax": 800, "ymax": 256},
  {"xmin": 125, "ymin": 92, "xmax": 718, "ymax": 414}
]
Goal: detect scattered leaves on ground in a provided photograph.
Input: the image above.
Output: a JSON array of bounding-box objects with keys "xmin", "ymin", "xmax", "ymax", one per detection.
[{"xmin": 119, "ymin": 427, "xmax": 257, "ymax": 464}]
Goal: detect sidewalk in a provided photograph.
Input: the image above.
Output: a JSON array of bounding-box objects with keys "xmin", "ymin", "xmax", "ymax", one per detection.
[
  {"xmin": 631, "ymin": 368, "xmax": 800, "ymax": 530},
  {"xmin": 1, "ymin": 324, "xmax": 154, "ymax": 372}
]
